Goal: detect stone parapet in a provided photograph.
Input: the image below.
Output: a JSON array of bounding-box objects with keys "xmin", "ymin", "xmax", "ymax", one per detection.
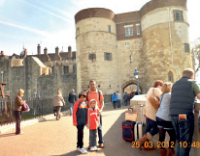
[
  {"xmin": 140, "ymin": 0, "xmax": 187, "ymax": 18},
  {"xmin": 75, "ymin": 8, "xmax": 115, "ymax": 24}
]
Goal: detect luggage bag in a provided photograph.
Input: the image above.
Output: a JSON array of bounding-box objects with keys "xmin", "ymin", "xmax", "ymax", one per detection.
[
  {"xmin": 125, "ymin": 108, "xmax": 138, "ymax": 122},
  {"xmin": 122, "ymin": 121, "xmax": 136, "ymax": 142},
  {"xmin": 134, "ymin": 105, "xmax": 146, "ymax": 141}
]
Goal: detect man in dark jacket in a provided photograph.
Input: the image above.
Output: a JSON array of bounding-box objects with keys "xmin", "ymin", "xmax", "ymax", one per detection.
[
  {"xmin": 68, "ymin": 89, "xmax": 77, "ymax": 116},
  {"xmin": 170, "ymin": 68, "xmax": 200, "ymax": 156}
]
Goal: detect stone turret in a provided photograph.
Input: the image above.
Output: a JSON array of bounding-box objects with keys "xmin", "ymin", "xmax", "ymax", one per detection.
[
  {"xmin": 140, "ymin": 0, "xmax": 191, "ymax": 90},
  {"xmin": 75, "ymin": 8, "xmax": 118, "ymax": 94}
]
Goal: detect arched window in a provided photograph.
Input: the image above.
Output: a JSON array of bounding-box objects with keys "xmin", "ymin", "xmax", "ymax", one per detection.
[{"xmin": 168, "ymin": 71, "xmax": 174, "ymax": 82}]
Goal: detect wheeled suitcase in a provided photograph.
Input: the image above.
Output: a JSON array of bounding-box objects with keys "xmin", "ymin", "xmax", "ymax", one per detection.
[
  {"xmin": 122, "ymin": 121, "xmax": 136, "ymax": 141},
  {"xmin": 134, "ymin": 105, "xmax": 146, "ymax": 141},
  {"xmin": 134, "ymin": 122, "xmax": 144, "ymax": 141}
]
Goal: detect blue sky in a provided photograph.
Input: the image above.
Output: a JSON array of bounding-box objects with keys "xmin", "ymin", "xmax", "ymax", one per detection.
[{"xmin": 0, "ymin": 0, "xmax": 200, "ymax": 56}]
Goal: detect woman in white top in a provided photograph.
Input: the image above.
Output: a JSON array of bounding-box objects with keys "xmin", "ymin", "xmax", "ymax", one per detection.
[
  {"xmin": 156, "ymin": 83, "xmax": 176, "ymax": 156},
  {"xmin": 53, "ymin": 90, "xmax": 65, "ymax": 120},
  {"xmin": 137, "ymin": 80, "xmax": 163, "ymax": 150}
]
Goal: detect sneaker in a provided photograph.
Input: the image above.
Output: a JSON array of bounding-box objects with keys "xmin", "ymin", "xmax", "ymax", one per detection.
[
  {"xmin": 16, "ymin": 131, "xmax": 24, "ymax": 135},
  {"xmin": 90, "ymin": 146, "xmax": 95, "ymax": 151},
  {"xmin": 77, "ymin": 147, "xmax": 87, "ymax": 154},
  {"xmin": 90, "ymin": 146, "xmax": 98, "ymax": 151}
]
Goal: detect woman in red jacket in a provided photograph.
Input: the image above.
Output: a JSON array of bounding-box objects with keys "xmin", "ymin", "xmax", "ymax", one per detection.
[{"xmin": 87, "ymin": 99, "xmax": 100, "ymax": 151}]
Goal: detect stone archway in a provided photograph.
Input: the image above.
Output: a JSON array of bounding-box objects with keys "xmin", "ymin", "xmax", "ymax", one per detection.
[{"xmin": 121, "ymin": 80, "xmax": 142, "ymax": 94}]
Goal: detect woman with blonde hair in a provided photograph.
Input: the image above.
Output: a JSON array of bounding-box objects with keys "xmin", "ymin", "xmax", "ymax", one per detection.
[
  {"xmin": 14, "ymin": 89, "xmax": 26, "ymax": 134},
  {"xmin": 156, "ymin": 83, "xmax": 176, "ymax": 156},
  {"xmin": 53, "ymin": 90, "xmax": 65, "ymax": 120}
]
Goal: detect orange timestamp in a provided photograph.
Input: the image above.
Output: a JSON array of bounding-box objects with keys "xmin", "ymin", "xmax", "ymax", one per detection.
[
  {"xmin": 179, "ymin": 141, "xmax": 200, "ymax": 148},
  {"xmin": 132, "ymin": 141, "xmax": 175, "ymax": 149},
  {"xmin": 132, "ymin": 141, "xmax": 200, "ymax": 149}
]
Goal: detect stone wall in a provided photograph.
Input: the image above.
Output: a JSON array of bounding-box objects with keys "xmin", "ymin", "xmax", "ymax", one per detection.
[
  {"xmin": 75, "ymin": 0, "xmax": 193, "ymax": 95},
  {"xmin": 76, "ymin": 17, "xmax": 119, "ymax": 95}
]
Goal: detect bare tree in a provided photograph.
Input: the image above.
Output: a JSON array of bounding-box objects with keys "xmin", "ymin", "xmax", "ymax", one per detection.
[{"xmin": 191, "ymin": 37, "xmax": 200, "ymax": 73}]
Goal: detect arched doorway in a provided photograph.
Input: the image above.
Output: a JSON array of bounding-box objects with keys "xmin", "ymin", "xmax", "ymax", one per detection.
[
  {"xmin": 121, "ymin": 80, "xmax": 142, "ymax": 94},
  {"xmin": 168, "ymin": 71, "xmax": 174, "ymax": 83}
]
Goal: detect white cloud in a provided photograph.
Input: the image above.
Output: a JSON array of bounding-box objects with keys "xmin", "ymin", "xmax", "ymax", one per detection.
[
  {"xmin": 18, "ymin": 0, "xmax": 73, "ymax": 24},
  {"xmin": 0, "ymin": 20, "xmax": 48, "ymax": 36},
  {"xmin": 34, "ymin": 1, "xmax": 74, "ymax": 21}
]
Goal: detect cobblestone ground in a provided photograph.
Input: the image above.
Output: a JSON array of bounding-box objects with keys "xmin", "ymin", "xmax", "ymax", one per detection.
[{"xmin": 0, "ymin": 106, "xmax": 161, "ymax": 156}]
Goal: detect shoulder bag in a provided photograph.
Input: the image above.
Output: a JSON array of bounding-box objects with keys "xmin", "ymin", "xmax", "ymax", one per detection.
[
  {"xmin": 148, "ymin": 88, "xmax": 160, "ymax": 109},
  {"xmin": 22, "ymin": 103, "xmax": 30, "ymax": 112}
]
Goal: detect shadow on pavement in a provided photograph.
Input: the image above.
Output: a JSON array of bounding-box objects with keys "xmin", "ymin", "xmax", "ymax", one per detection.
[
  {"xmin": 39, "ymin": 118, "xmax": 57, "ymax": 122},
  {"xmin": 0, "ymin": 132, "xmax": 16, "ymax": 138},
  {"xmin": 58, "ymin": 149, "xmax": 104, "ymax": 156},
  {"xmin": 57, "ymin": 150, "xmax": 84, "ymax": 156},
  {"xmin": 102, "ymin": 111, "xmax": 160, "ymax": 156}
]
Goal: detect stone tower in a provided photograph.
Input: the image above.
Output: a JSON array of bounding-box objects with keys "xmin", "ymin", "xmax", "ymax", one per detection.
[
  {"xmin": 140, "ymin": 0, "xmax": 193, "ymax": 91},
  {"xmin": 75, "ymin": 8, "xmax": 119, "ymax": 94}
]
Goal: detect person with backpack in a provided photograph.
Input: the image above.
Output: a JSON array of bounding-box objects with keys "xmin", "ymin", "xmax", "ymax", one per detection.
[{"xmin": 87, "ymin": 80, "xmax": 104, "ymax": 148}]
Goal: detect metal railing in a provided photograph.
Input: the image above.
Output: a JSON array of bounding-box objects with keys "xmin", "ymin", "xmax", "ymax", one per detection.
[{"xmin": 0, "ymin": 97, "xmax": 69, "ymax": 125}]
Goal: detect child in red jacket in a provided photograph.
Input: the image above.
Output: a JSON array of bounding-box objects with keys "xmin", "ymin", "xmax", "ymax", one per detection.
[
  {"xmin": 87, "ymin": 99, "xmax": 100, "ymax": 151},
  {"xmin": 73, "ymin": 92, "xmax": 88, "ymax": 154}
]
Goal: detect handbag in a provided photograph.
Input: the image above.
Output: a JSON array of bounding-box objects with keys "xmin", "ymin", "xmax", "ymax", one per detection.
[
  {"xmin": 125, "ymin": 108, "xmax": 138, "ymax": 122},
  {"xmin": 148, "ymin": 88, "xmax": 160, "ymax": 109},
  {"xmin": 22, "ymin": 103, "xmax": 30, "ymax": 112}
]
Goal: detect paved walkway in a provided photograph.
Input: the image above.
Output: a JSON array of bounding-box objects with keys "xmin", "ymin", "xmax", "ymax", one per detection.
[{"xmin": 0, "ymin": 106, "xmax": 161, "ymax": 156}]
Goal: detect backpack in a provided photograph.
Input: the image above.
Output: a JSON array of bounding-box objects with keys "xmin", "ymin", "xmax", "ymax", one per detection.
[{"xmin": 86, "ymin": 90, "xmax": 101, "ymax": 103}]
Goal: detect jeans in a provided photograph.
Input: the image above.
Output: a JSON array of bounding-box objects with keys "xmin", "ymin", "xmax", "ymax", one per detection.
[
  {"xmin": 14, "ymin": 111, "xmax": 21, "ymax": 134},
  {"xmin": 98, "ymin": 114, "xmax": 104, "ymax": 144},
  {"xmin": 145, "ymin": 117, "xmax": 158, "ymax": 136},
  {"xmin": 77, "ymin": 125, "xmax": 84, "ymax": 148},
  {"xmin": 124, "ymin": 99, "xmax": 128, "ymax": 106},
  {"xmin": 69, "ymin": 103, "xmax": 74, "ymax": 115},
  {"xmin": 117, "ymin": 100, "xmax": 121, "ymax": 108},
  {"xmin": 171, "ymin": 113, "xmax": 194, "ymax": 156},
  {"xmin": 90, "ymin": 129, "xmax": 97, "ymax": 147},
  {"xmin": 156, "ymin": 117, "xmax": 176, "ymax": 149},
  {"xmin": 113, "ymin": 101, "xmax": 117, "ymax": 109}
]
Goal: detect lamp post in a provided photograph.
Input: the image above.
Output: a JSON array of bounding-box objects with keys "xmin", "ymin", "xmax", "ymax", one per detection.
[{"xmin": 134, "ymin": 68, "xmax": 140, "ymax": 95}]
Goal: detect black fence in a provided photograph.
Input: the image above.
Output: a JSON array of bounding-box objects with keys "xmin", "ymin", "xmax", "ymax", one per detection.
[
  {"xmin": 0, "ymin": 97, "xmax": 69, "ymax": 125},
  {"xmin": 0, "ymin": 94, "xmax": 112, "ymax": 126}
]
